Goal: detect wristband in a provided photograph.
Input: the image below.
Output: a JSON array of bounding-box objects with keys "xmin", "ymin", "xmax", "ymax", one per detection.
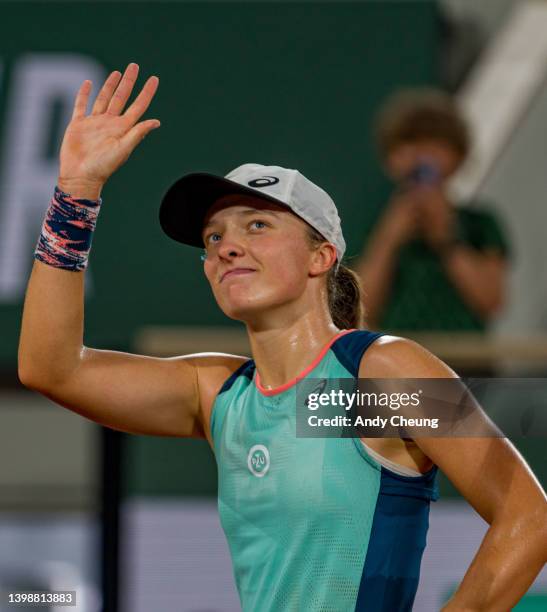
[{"xmin": 34, "ymin": 186, "xmax": 102, "ymax": 271}]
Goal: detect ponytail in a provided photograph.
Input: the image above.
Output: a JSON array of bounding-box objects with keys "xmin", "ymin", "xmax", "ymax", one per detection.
[
  {"xmin": 306, "ymin": 226, "xmax": 365, "ymax": 329},
  {"xmin": 327, "ymin": 264, "xmax": 364, "ymax": 329}
]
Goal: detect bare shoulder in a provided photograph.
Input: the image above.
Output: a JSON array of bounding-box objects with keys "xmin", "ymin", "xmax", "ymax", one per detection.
[
  {"xmin": 357, "ymin": 335, "xmax": 459, "ymax": 473},
  {"xmin": 360, "ymin": 334, "xmax": 459, "ymax": 379},
  {"xmin": 178, "ymin": 352, "xmax": 251, "ymax": 445}
]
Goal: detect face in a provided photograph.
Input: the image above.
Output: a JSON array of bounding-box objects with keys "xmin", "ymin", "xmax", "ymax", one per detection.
[
  {"xmin": 201, "ymin": 195, "xmax": 335, "ymax": 322},
  {"xmin": 385, "ymin": 139, "xmax": 463, "ymax": 184}
]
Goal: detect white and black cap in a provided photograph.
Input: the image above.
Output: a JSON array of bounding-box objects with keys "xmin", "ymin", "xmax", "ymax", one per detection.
[{"xmin": 159, "ymin": 163, "xmax": 346, "ymax": 263}]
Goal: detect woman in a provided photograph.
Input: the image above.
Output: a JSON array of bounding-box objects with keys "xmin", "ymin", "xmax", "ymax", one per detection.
[{"xmin": 18, "ymin": 64, "xmax": 546, "ymax": 611}]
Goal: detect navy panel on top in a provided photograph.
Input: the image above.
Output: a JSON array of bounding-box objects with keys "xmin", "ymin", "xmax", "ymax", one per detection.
[
  {"xmin": 355, "ymin": 468, "xmax": 436, "ymax": 611},
  {"xmin": 332, "ymin": 330, "xmax": 440, "ymax": 610},
  {"xmin": 380, "ymin": 465, "xmax": 440, "ymax": 502},
  {"xmin": 218, "ymin": 359, "xmax": 255, "ymax": 395},
  {"xmin": 331, "ymin": 330, "xmax": 386, "ymax": 376}
]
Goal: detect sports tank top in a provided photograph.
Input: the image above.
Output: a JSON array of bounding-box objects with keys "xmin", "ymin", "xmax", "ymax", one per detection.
[{"xmin": 210, "ymin": 329, "xmax": 439, "ymax": 612}]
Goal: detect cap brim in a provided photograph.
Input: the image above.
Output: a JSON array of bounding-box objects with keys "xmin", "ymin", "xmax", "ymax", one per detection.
[{"xmin": 159, "ymin": 172, "xmax": 290, "ymax": 248}]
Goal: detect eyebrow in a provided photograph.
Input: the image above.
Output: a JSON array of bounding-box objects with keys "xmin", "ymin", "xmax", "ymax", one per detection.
[{"xmin": 202, "ymin": 208, "xmax": 280, "ymax": 232}]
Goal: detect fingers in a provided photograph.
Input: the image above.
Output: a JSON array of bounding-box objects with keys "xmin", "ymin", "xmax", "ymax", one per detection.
[
  {"xmin": 123, "ymin": 76, "xmax": 160, "ymax": 126},
  {"xmin": 81, "ymin": 63, "xmax": 159, "ymax": 122},
  {"xmin": 91, "ymin": 70, "xmax": 122, "ymax": 115},
  {"xmin": 120, "ymin": 119, "xmax": 161, "ymax": 152},
  {"xmin": 71, "ymin": 80, "xmax": 92, "ymax": 120},
  {"xmin": 106, "ymin": 63, "xmax": 140, "ymax": 115}
]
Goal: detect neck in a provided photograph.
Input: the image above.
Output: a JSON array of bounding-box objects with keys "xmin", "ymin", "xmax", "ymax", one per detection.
[{"xmin": 245, "ymin": 304, "xmax": 342, "ymax": 391}]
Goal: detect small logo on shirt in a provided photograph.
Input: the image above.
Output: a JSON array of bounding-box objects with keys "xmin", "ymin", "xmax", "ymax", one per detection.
[
  {"xmin": 248, "ymin": 176, "xmax": 279, "ymax": 188},
  {"xmin": 247, "ymin": 444, "xmax": 270, "ymax": 478}
]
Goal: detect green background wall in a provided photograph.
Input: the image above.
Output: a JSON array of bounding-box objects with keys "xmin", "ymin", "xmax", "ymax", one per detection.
[{"xmin": 0, "ymin": 1, "xmax": 439, "ymax": 364}]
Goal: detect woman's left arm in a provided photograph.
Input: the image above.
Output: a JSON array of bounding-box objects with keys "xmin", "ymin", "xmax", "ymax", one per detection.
[{"xmin": 363, "ymin": 336, "xmax": 547, "ymax": 612}]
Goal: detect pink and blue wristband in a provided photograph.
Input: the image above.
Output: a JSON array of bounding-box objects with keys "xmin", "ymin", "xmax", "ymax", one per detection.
[{"xmin": 34, "ymin": 186, "xmax": 101, "ymax": 271}]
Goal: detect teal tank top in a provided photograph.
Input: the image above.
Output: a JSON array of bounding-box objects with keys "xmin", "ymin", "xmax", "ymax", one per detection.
[{"xmin": 210, "ymin": 329, "xmax": 439, "ymax": 611}]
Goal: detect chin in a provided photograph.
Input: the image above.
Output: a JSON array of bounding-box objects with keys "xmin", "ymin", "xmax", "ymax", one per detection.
[
  {"xmin": 217, "ymin": 301, "xmax": 265, "ymax": 324},
  {"xmin": 216, "ymin": 286, "xmax": 299, "ymax": 323},
  {"xmin": 216, "ymin": 291, "xmax": 267, "ymax": 321}
]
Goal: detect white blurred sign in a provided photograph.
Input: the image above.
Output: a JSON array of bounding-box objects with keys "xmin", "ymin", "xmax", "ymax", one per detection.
[{"xmin": 0, "ymin": 54, "xmax": 105, "ymax": 302}]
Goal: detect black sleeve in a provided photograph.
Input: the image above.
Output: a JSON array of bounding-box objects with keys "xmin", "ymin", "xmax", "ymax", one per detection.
[{"xmin": 459, "ymin": 205, "xmax": 512, "ymax": 260}]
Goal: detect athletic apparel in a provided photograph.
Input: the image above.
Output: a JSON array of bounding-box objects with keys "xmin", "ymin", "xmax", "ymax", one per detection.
[
  {"xmin": 159, "ymin": 163, "xmax": 346, "ymax": 264},
  {"xmin": 360, "ymin": 439, "xmax": 422, "ymax": 477},
  {"xmin": 34, "ymin": 187, "xmax": 101, "ymax": 271},
  {"xmin": 211, "ymin": 329, "xmax": 439, "ymax": 611},
  {"xmin": 380, "ymin": 205, "xmax": 511, "ymax": 331}
]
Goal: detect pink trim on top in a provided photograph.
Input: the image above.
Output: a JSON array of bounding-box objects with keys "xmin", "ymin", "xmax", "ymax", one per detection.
[{"xmin": 255, "ymin": 329, "xmax": 356, "ymax": 396}]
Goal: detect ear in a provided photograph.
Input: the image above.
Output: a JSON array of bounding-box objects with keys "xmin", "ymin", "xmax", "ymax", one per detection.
[{"xmin": 309, "ymin": 242, "xmax": 337, "ymax": 277}]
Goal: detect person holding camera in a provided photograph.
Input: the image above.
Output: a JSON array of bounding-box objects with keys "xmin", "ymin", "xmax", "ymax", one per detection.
[{"xmin": 356, "ymin": 88, "xmax": 511, "ymax": 332}]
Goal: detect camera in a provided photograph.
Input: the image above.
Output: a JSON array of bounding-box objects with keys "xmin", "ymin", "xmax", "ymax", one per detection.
[{"xmin": 406, "ymin": 158, "xmax": 442, "ymax": 186}]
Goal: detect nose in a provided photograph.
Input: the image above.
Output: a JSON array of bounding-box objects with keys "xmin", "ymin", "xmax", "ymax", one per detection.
[{"xmin": 217, "ymin": 232, "xmax": 245, "ymax": 260}]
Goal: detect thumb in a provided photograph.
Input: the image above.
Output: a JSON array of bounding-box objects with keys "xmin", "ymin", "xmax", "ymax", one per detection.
[{"xmin": 121, "ymin": 119, "xmax": 161, "ymax": 152}]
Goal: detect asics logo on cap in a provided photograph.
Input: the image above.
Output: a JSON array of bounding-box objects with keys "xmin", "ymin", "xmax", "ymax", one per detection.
[{"xmin": 248, "ymin": 176, "xmax": 280, "ymax": 188}]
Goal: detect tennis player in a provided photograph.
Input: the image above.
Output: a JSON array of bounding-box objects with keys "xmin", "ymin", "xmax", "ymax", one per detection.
[{"xmin": 19, "ymin": 63, "xmax": 546, "ymax": 611}]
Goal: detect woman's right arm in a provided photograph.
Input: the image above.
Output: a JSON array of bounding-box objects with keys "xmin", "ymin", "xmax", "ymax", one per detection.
[
  {"xmin": 18, "ymin": 63, "xmax": 240, "ymax": 440},
  {"xmin": 19, "ymin": 258, "xmax": 207, "ymax": 438}
]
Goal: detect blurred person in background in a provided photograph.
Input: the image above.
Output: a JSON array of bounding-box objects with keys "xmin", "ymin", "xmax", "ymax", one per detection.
[{"xmin": 355, "ymin": 88, "xmax": 511, "ymax": 332}]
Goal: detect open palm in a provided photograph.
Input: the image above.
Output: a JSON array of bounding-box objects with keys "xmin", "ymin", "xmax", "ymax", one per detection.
[{"xmin": 59, "ymin": 63, "xmax": 160, "ymax": 189}]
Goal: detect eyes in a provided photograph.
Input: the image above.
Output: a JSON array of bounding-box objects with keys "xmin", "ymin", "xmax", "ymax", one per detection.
[{"xmin": 203, "ymin": 219, "xmax": 268, "ymax": 247}]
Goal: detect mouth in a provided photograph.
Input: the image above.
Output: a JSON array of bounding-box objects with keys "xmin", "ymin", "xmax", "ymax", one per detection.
[{"xmin": 220, "ymin": 268, "xmax": 256, "ymax": 283}]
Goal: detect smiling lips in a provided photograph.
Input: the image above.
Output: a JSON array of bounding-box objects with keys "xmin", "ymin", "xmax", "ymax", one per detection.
[{"xmin": 220, "ymin": 268, "xmax": 256, "ymax": 282}]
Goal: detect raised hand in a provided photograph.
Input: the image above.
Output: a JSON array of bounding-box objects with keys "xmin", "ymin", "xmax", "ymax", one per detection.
[
  {"xmin": 58, "ymin": 63, "xmax": 160, "ymax": 198},
  {"xmin": 414, "ymin": 185, "xmax": 457, "ymax": 252},
  {"xmin": 378, "ymin": 190, "xmax": 421, "ymax": 249}
]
